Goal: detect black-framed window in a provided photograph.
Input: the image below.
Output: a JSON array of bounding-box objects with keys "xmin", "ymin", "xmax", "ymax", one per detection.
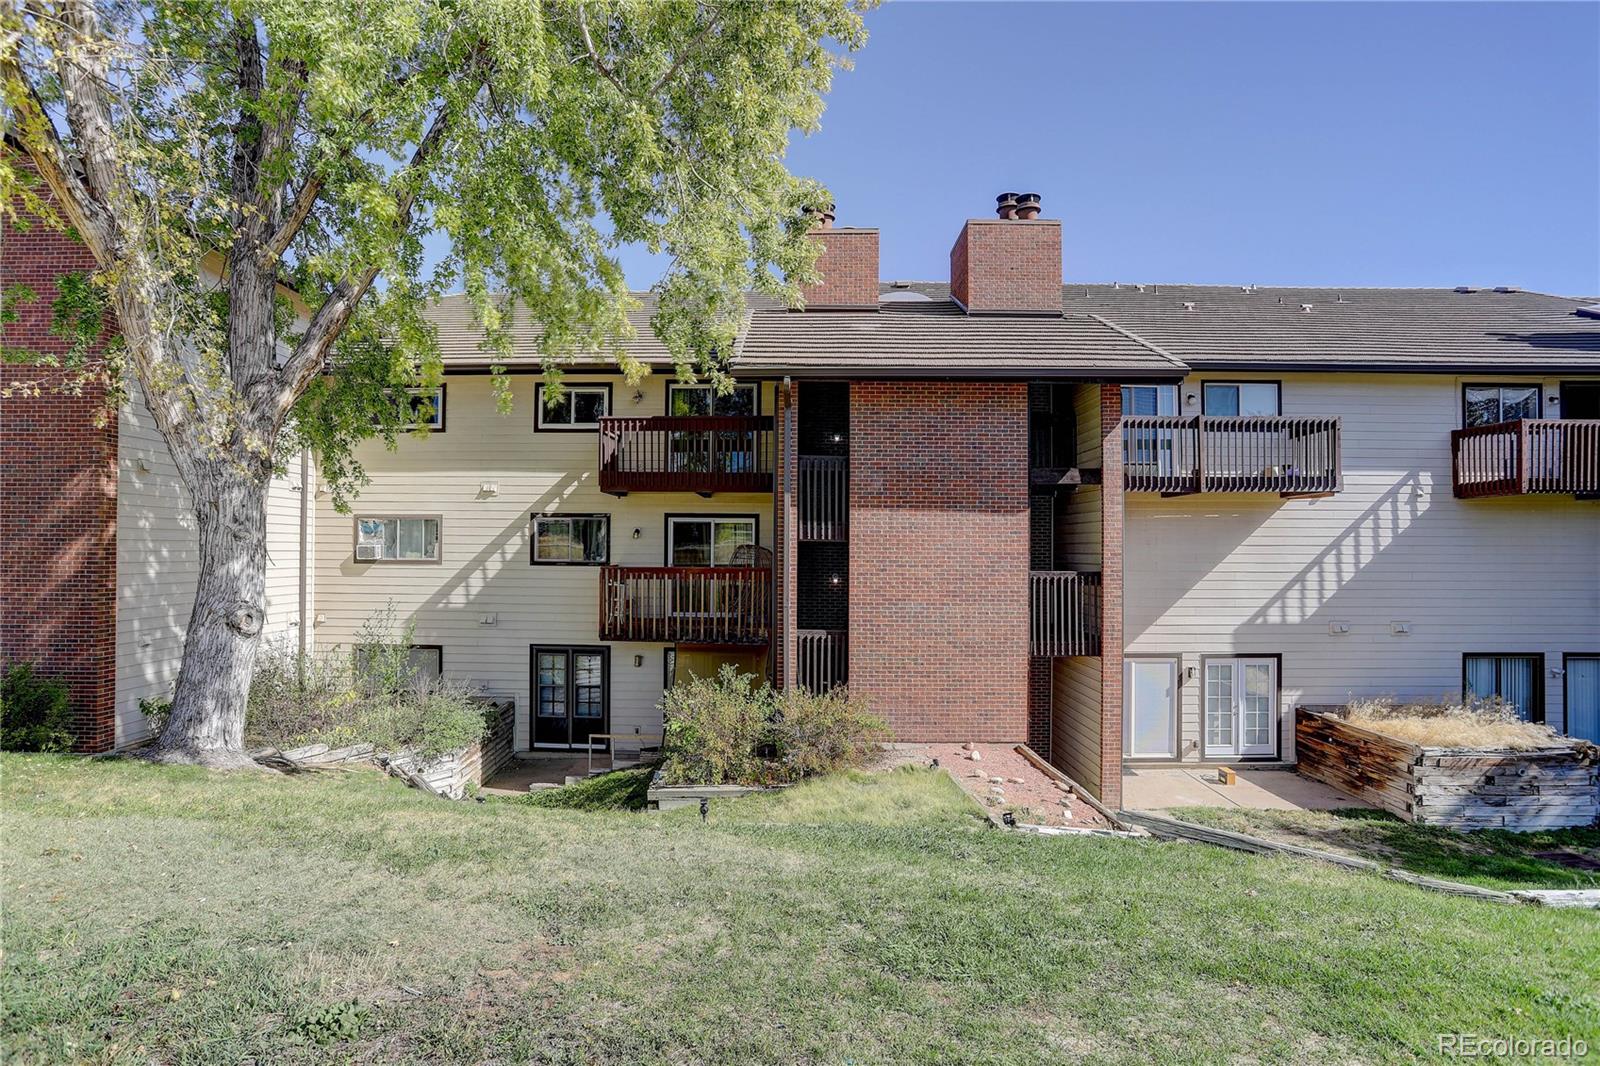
[
  {"xmin": 535, "ymin": 647, "xmax": 608, "ymax": 720},
  {"xmin": 1463, "ymin": 384, "xmax": 1540, "ymax": 428},
  {"xmin": 373, "ymin": 386, "xmax": 446, "ymax": 431},
  {"xmin": 666, "ymin": 515, "xmax": 758, "ymax": 567},
  {"xmin": 536, "ymin": 383, "xmax": 611, "ymax": 430},
  {"xmin": 355, "ymin": 516, "xmax": 440, "ymax": 562},
  {"xmin": 353, "ymin": 644, "xmax": 443, "ymax": 687},
  {"xmin": 531, "ymin": 514, "xmax": 609, "ymax": 565},
  {"xmin": 1463, "ymin": 653, "xmax": 1544, "ymax": 722},
  {"xmin": 1203, "ymin": 382, "xmax": 1280, "ymax": 416},
  {"xmin": 663, "ymin": 647, "xmax": 677, "ymax": 691},
  {"xmin": 1121, "ymin": 384, "xmax": 1178, "ymax": 417},
  {"xmin": 668, "ymin": 383, "xmax": 757, "ymax": 417}
]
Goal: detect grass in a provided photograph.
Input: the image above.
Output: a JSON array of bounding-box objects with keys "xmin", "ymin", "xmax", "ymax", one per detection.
[
  {"xmin": 521, "ymin": 765, "xmax": 656, "ymax": 811},
  {"xmin": 3, "ymin": 755, "xmax": 1597, "ymax": 1065},
  {"xmin": 1344, "ymin": 697, "xmax": 1568, "ymax": 751},
  {"xmin": 1170, "ymin": 806, "xmax": 1600, "ymax": 892}
]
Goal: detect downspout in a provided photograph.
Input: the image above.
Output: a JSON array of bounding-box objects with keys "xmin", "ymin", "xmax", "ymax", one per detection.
[{"xmin": 297, "ymin": 448, "xmax": 310, "ymax": 660}]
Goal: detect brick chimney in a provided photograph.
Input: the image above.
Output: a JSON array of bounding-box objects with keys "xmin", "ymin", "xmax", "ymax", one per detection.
[
  {"xmin": 799, "ymin": 205, "xmax": 880, "ymax": 310},
  {"xmin": 949, "ymin": 192, "xmax": 1062, "ymax": 315}
]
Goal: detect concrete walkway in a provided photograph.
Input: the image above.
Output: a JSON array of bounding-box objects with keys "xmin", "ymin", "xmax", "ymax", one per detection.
[{"xmin": 1121, "ymin": 766, "xmax": 1363, "ymax": 812}]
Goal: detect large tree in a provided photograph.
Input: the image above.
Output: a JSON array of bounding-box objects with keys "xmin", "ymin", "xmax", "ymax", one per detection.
[{"xmin": 2, "ymin": 0, "xmax": 865, "ymax": 767}]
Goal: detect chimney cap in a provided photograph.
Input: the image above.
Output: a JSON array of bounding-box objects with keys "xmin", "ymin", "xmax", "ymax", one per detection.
[
  {"xmin": 995, "ymin": 192, "xmax": 1019, "ymax": 219},
  {"xmin": 1015, "ymin": 192, "xmax": 1042, "ymax": 220},
  {"xmin": 804, "ymin": 202, "xmax": 837, "ymax": 229}
]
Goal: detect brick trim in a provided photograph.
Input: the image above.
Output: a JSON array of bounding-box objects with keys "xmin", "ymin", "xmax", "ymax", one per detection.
[{"xmin": 1097, "ymin": 384, "xmax": 1125, "ymax": 806}]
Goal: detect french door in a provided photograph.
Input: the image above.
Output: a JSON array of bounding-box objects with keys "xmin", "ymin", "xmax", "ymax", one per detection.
[
  {"xmin": 532, "ymin": 646, "xmax": 609, "ymax": 750},
  {"xmin": 1564, "ymin": 656, "xmax": 1599, "ymax": 744},
  {"xmin": 1203, "ymin": 657, "xmax": 1278, "ymax": 759},
  {"xmin": 1124, "ymin": 659, "xmax": 1178, "ymax": 759}
]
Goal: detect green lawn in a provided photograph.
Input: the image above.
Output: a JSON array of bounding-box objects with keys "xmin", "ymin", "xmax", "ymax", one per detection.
[
  {"xmin": 3, "ymin": 756, "xmax": 1597, "ymax": 1065},
  {"xmin": 1171, "ymin": 806, "xmax": 1600, "ymax": 892}
]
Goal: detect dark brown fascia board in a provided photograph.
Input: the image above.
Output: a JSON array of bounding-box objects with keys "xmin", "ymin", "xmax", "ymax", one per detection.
[
  {"xmin": 430, "ymin": 363, "xmax": 1186, "ymax": 381},
  {"xmin": 1181, "ymin": 360, "xmax": 1600, "ymax": 375}
]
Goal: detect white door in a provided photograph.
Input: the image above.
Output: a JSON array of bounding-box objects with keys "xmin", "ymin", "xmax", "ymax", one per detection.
[
  {"xmin": 1204, "ymin": 657, "xmax": 1278, "ymax": 758},
  {"xmin": 1124, "ymin": 659, "xmax": 1178, "ymax": 758}
]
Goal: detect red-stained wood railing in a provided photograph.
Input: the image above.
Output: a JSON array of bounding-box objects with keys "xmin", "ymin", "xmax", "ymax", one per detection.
[
  {"xmin": 1122, "ymin": 416, "xmax": 1342, "ymax": 495},
  {"xmin": 600, "ymin": 566, "xmax": 770, "ymax": 645},
  {"xmin": 798, "ymin": 455, "xmax": 848, "ymax": 541},
  {"xmin": 598, "ymin": 416, "xmax": 774, "ymax": 495},
  {"xmin": 1030, "ymin": 571, "xmax": 1101, "ymax": 658},
  {"xmin": 1451, "ymin": 419, "xmax": 1600, "ymax": 498},
  {"xmin": 796, "ymin": 629, "xmax": 848, "ymax": 692}
]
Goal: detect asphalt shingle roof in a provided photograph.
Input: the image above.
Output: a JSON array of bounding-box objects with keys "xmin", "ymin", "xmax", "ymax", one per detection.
[{"xmin": 423, "ymin": 283, "xmax": 1600, "ymax": 377}]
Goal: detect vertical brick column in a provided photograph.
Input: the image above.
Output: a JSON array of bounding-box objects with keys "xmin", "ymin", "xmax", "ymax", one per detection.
[
  {"xmin": 773, "ymin": 380, "xmax": 798, "ymax": 689},
  {"xmin": 1097, "ymin": 384, "xmax": 1125, "ymax": 807},
  {"xmin": 1027, "ymin": 658, "xmax": 1052, "ymax": 752},
  {"xmin": 849, "ymin": 381, "xmax": 1030, "ymax": 741},
  {"xmin": 0, "ymin": 210, "xmax": 119, "ymax": 751}
]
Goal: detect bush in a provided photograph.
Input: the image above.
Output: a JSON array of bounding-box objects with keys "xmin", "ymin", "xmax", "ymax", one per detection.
[
  {"xmin": 0, "ymin": 662, "xmax": 74, "ymax": 752},
  {"xmin": 658, "ymin": 665, "xmax": 888, "ymax": 787},
  {"xmin": 245, "ymin": 609, "xmax": 488, "ymax": 758}
]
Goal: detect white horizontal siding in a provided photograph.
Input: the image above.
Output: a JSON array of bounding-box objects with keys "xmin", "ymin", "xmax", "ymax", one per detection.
[
  {"xmin": 311, "ymin": 373, "xmax": 776, "ymax": 750},
  {"xmin": 1125, "ymin": 372, "xmax": 1600, "ymax": 762}
]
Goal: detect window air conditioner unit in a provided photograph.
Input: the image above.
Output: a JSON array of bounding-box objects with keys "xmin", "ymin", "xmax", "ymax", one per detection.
[{"xmin": 355, "ymin": 543, "xmax": 382, "ymax": 561}]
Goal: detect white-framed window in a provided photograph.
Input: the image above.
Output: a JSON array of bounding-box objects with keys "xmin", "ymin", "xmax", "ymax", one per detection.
[
  {"xmin": 536, "ymin": 383, "xmax": 611, "ymax": 430},
  {"xmin": 355, "ymin": 517, "xmax": 440, "ymax": 562},
  {"xmin": 401, "ymin": 387, "xmax": 445, "ymax": 429},
  {"xmin": 668, "ymin": 383, "xmax": 757, "ymax": 417},
  {"xmin": 1202, "ymin": 656, "xmax": 1278, "ymax": 759},
  {"xmin": 1463, "ymin": 384, "xmax": 1540, "ymax": 428},
  {"xmin": 531, "ymin": 514, "xmax": 609, "ymax": 565},
  {"xmin": 1203, "ymin": 382, "xmax": 1280, "ymax": 416},
  {"xmin": 1121, "ymin": 384, "xmax": 1178, "ymax": 417},
  {"xmin": 666, "ymin": 515, "xmax": 757, "ymax": 567}
]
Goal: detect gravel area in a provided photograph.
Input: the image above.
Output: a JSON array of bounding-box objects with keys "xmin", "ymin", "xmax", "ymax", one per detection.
[{"xmin": 880, "ymin": 743, "xmax": 1112, "ymax": 830}]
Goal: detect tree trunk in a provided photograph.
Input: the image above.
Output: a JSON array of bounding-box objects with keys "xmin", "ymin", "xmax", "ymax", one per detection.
[{"xmin": 147, "ymin": 466, "xmax": 271, "ymax": 769}]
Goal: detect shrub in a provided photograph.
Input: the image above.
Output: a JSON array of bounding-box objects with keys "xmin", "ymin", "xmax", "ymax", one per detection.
[
  {"xmin": 658, "ymin": 665, "xmax": 887, "ymax": 787},
  {"xmin": 244, "ymin": 608, "xmax": 487, "ymax": 759},
  {"xmin": 1345, "ymin": 695, "xmax": 1564, "ymax": 751},
  {"xmin": 772, "ymin": 685, "xmax": 890, "ymax": 780},
  {"xmin": 0, "ymin": 662, "xmax": 74, "ymax": 752}
]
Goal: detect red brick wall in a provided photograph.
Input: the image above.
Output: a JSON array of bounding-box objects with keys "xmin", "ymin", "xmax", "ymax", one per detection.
[
  {"xmin": 1027, "ymin": 656, "xmax": 1051, "ymax": 752},
  {"xmin": 949, "ymin": 220, "xmax": 1063, "ymax": 315},
  {"xmin": 800, "ymin": 228, "xmax": 879, "ymax": 309},
  {"xmin": 848, "ymin": 382, "xmax": 1030, "ymax": 741},
  {"xmin": 1, "ymin": 213, "xmax": 119, "ymax": 751}
]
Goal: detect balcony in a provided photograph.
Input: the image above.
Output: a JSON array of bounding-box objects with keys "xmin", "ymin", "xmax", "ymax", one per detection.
[
  {"xmin": 798, "ymin": 455, "xmax": 848, "ymax": 541},
  {"xmin": 599, "ymin": 416, "xmax": 774, "ymax": 496},
  {"xmin": 1122, "ymin": 416, "xmax": 1342, "ymax": 496},
  {"xmin": 600, "ymin": 566, "xmax": 770, "ymax": 645},
  {"xmin": 797, "ymin": 629, "xmax": 848, "ymax": 692},
  {"xmin": 1030, "ymin": 571, "xmax": 1101, "ymax": 657},
  {"xmin": 1451, "ymin": 419, "xmax": 1600, "ymax": 499}
]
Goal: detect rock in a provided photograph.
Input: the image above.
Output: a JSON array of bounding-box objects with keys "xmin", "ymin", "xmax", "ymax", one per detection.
[
  {"xmin": 989, "ymin": 776, "xmax": 1004, "ymax": 784},
  {"xmin": 968, "ymin": 750, "xmax": 982, "ymax": 761},
  {"xmin": 989, "ymin": 786, "xmax": 1005, "ymax": 796},
  {"xmin": 1008, "ymin": 777, "xmax": 1025, "ymax": 784},
  {"xmin": 984, "ymin": 795, "xmax": 1000, "ymax": 807},
  {"xmin": 1052, "ymin": 781, "xmax": 1070, "ymax": 792},
  {"xmin": 962, "ymin": 742, "xmax": 975, "ymax": 752}
]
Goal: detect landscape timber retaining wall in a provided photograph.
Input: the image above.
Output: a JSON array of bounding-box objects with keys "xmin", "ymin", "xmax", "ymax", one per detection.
[{"xmin": 1295, "ymin": 706, "xmax": 1599, "ymax": 831}]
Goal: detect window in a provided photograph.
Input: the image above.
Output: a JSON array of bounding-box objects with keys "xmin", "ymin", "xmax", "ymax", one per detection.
[
  {"xmin": 531, "ymin": 514, "xmax": 609, "ymax": 565},
  {"xmin": 667, "ymin": 515, "xmax": 757, "ymax": 567},
  {"xmin": 536, "ymin": 383, "xmax": 611, "ymax": 429},
  {"xmin": 668, "ymin": 383, "xmax": 757, "ymax": 417},
  {"xmin": 663, "ymin": 647, "xmax": 677, "ymax": 691},
  {"xmin": 353, "ymin": 644, "xmax": 442, "ymax": 687},
  {"xmin": 1124, "ymin": 658, "xmax": 1178, "ymax": 759},
  {"xmin": 1121, "ymin": 384, "xmax": 1178, "ymax": 416},
  {"xmin": 1463, "ymin": 653, "xmax": 1543, "ymax": 722},
  {"xmin": 355, "ymin": 517, "xmax": 440, "ymax": 562},
  {"xmin": 400, "ymin": 387, "xmax": 445, "ymax": 430},
  {"xmin": 1203, "ymin": 382, "xmax": 1280, "ymax": 416},
  {"xmin": 1463, "ymin": 385, "xmax": 1540, "ymax": 428}
]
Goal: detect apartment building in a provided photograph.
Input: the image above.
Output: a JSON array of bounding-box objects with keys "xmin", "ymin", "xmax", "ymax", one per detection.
[{"xmin": 5, "ymin": 193, "xmax": 1597, "ymax": 808}]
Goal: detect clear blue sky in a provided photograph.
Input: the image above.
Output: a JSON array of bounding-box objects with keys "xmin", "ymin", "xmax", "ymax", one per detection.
[{"xmin": 619, "ymin": 1, "xmax": 1600, "ymax": 296}]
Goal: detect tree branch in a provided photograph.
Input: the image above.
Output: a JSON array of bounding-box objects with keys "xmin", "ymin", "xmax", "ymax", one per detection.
[
  {"xmin": 260, "ymin": 174, "xmax": 321, "ymax": 265},
  {"xmin": 650, "ymin": 8, "xmax": 723, "ymax": 95},
  {"xmin": 576, "ymin": 3, "xmax": 626, "ymax": 94},
  {"xmin": 272, "ymin": 102, "xmax": 453, "ymax": 419}
]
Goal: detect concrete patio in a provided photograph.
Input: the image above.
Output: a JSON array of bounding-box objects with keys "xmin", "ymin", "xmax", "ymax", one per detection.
[{"xmin": 1121, "ymin": 766, "xmax": 1363, "ymax": 812}]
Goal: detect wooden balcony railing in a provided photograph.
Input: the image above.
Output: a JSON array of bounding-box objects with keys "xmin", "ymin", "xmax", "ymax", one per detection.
[
  {"xmin": 600, "ymin": 566, "xmax": 770, "ymax": 645},
  {"xmin": 1451, "ymin": 419, "xmax": 1600, "ymax": 498},
  {"xmin": 797, "ymin": 629, "xmax": 848, "ymax": 692},
  {"xmin": 599, "ymin": 416, "xmax": 774, "ymax": 496},
  {"xmin": 798, "ymin": 455, "xmax": 848, "ymax": 541},
  {"xmin": 1122, "ymin": 416, "xmax": 1342, "ymax": 495},
  {"xmin": 1030, "ymin": 571, "xmax": 1101, "ymax": 658}
]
